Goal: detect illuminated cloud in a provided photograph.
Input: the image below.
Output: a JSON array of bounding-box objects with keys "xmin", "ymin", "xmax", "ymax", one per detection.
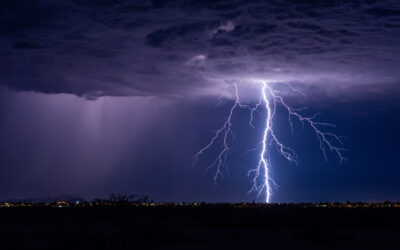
[
  {"xmin": 186, "ymin": 55, "xmax": 207, "ymax": 68},
  {"xmin": 0, "ymin": 0, "xmax": 399, "ymax": 101}
]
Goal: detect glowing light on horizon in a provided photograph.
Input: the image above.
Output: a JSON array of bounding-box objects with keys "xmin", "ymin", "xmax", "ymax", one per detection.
[{"xmin": 193, "ymin": 81, "xmax": 345, "ymax": 203}]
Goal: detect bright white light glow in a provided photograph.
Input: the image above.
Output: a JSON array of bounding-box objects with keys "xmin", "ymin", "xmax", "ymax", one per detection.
[{"xmin": 193, "ymin": 81, "xmax": 345, "ymax": 203}]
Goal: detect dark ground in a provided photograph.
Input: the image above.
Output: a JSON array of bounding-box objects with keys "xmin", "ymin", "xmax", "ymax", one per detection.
[{"xmin": 1, "ymin": 205, "xmax": 400, "ymax": 250}]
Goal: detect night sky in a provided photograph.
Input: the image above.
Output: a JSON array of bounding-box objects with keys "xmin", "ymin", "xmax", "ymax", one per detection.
[{"xmin": 1, "ymin": 0, "xmax": 400, "ymax": 202}]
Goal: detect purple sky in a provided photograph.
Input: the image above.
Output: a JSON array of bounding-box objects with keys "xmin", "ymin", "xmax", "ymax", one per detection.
[{"xmin": 0, "ymin": 0, "xmax": 400, "ymax": 202}]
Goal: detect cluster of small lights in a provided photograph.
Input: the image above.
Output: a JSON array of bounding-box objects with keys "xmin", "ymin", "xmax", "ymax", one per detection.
[{"xmin": 1, "ymin": 202, "xmax": 399, "ymax": 208}]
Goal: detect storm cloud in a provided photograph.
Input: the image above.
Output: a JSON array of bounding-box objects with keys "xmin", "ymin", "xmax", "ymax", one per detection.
[
  {"xmin": 1, "ymin": 0, "xmax": 400, "ymax": 203},
  {"xmin": 1, "ymin": 0, "xmax": 400, "ymax": 100}
]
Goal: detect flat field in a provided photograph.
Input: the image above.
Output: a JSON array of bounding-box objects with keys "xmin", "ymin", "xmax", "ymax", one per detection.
[{"xmin": 1, "ymin": 205, "xmax": 399, "ymax": 249}]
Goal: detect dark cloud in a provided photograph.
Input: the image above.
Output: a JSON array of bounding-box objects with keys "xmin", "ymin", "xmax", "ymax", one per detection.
[
  {"xmin": 145, "ymin": 21, "xmax": 222, "ymax": 47},
  {"xmin": 13, "ymin": 41, "xmax": 44, "ymax": 49},
  {"xmin": 365, "ymin": 7, "xmax": 400, "ymax": 17},
  {"xmin": 0, "ymin": 0, "xmax": 399, "ymax": 100}
]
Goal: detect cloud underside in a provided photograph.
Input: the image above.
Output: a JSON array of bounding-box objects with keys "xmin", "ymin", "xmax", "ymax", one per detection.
[{"xmin": 1, "ymin": 0, "xmax": 400, "ymax": 100}]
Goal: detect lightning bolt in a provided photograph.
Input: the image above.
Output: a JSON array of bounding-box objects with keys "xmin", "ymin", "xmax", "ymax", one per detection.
[{"xmin": 193, "ymin": 81, "xmax": 345, "ymax": 203}]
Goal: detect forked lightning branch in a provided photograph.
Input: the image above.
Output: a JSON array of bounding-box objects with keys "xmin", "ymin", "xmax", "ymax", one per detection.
[{"xmin": 193, "ymin": 81, "xmax": 345, "ymax": 203}]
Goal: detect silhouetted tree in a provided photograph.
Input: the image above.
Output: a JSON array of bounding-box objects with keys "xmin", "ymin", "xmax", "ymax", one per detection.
[{"xmin": 108, "ymin": 193, "xmax": 148, "ymax": 206}]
